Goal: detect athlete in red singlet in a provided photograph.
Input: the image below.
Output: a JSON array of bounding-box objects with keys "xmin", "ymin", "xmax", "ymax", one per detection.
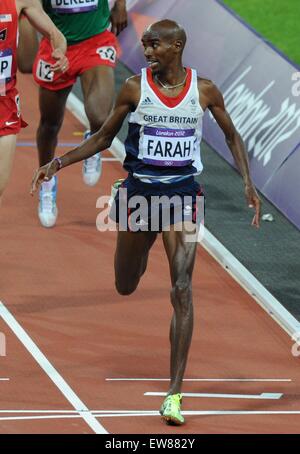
[{"xmin": 0, "ymin": 0, "xmax": 68, "ymax": 207}]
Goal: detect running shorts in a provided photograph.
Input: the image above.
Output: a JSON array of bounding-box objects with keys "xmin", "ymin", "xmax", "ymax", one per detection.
[
  {"xmin": 33, "ymin": 30, "xmax": 118, "ymax": 91},
  {"xmin": 110, "ymin": 174, "xmax": 205, "ymax": 233},
  {"xmin": 0, "ymin": 88, "xmax": 27, "ymax": 136}
]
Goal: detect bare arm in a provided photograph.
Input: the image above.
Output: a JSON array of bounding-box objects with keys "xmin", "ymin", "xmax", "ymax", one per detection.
[
  {"xmin": 17, "ymin": 0, "xmax": 68, "ymax": 72},
  {"xmin": 201, "ymin": 80, "xmax": 261, "ymax": 227},
  {"xmin": 31, "ymin": 77, "xmax": 139, "ymax": 192},
  {"xmin": 110, "ymin": 0, "xmax": 128, "ymax": 36}
]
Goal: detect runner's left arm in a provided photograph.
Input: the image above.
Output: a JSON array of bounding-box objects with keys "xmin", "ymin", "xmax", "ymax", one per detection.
[
  {"xmin": 203, "ymin": 81, "xmax": 261, "ymax": 228},
  {"xmin": 18, "ymin": 0, "xmax": 68, "ymax": 72}
]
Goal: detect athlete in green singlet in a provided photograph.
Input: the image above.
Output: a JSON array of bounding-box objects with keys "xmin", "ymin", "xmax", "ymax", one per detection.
[{"xmin": 33, "ymin": 0, "xmax": 127, "ymax": 228}]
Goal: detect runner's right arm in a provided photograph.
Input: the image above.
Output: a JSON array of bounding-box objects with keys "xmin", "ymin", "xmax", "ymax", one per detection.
[
  {"xmin": 17, "ymin": 0, "xmax": 68, "ymax": 72},
  {"xmin": 31, "ymin": 77, "xmax": 140, "ymax": 193}
]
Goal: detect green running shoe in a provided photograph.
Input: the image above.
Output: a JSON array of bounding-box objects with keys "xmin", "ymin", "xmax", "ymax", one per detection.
[
  {"xmin": 109, "ymin": 179, "xmax": 125, "ymax": 207},
  {"xmin": 159, "ymin": 393, "xmax": 185, "ymax": 426}
]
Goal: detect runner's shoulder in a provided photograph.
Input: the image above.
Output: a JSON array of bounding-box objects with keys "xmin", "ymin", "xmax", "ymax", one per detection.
[
  {"xmin": 122, "ymin": 74, "xmax": 141, "ymax": 96},
  {"xmin": 125, "ymin": 74, "xmax": 142, "ymax": 88},
  {"xmin": 118, "ymin": 75, "xmax": 141, "ymax": 106},
  {"xmin": 197, "ymin": 77, "xmax": 221, "ymax": 102},
  {"xmin": 197, "ymin": 77, "xmax": 216, "ymax": 92}
]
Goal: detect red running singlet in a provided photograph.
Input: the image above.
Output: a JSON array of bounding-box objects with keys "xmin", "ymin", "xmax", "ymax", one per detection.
[{"xmin": 0, "ymin": 0, "xmax": 18, "ymax": 96}]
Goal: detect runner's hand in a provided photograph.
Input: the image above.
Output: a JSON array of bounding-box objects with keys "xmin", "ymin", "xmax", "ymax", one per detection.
[
  {"xmin": 111, "ymin": 0, "xmax": 127, "ymax": 35},
  {"xmin": 50, "ymin": 48, "xmax": 69, "ymax": 73},
  {"xmin": 30, "ymin": 160, "xmax": 59, "ymax": 195},
  {"xmin": 245, "ymin": 183, "xmax": 261, "ymax": 228}
]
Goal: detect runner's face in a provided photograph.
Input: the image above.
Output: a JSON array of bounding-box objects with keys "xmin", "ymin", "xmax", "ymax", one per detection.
[{"xmin": 142, "ymin": 30, "xmax": 174, "ymax": 74}]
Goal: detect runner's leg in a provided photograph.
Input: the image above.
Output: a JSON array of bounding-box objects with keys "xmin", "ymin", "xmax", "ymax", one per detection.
[
  {"xmin": 114, "ymin": 230, "xmax": 157, "ymax": 295},
  {"xmin": 80, "ymin": 65, "xmax": 115, "ymax": 133},
  {"xmin": 0, "ymin": 134, "xmax": 17, "ymax": 206},
  {"xmin": 36, "ymin": 86, "xmax": 73, "ymax": 166},
  {"xmin": 162, "ymin": 223, "xmax": 198, "ymax": 395},
  {"xmin": 36, "ymin": 86, "xmax": 72, "ymax": 227},
  {"xmin": 80, "ymin": 66, "xmax": 115, "ymax": 185}
]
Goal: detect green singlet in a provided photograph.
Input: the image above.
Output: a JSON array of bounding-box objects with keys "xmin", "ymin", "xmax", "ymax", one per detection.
[{"xmin": 42, "ymin": 0, "xmax": 111, "ymax": 45}]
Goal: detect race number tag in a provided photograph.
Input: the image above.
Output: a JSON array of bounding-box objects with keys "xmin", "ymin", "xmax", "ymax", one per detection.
[
  {"xmin": 36, "ymin": 59, "xmax": 54, "ymax": 82},
  {"xmin": 0, "ymin": 48, "xmax": 12, "ymax": 80},
  {"xmin": 51, "ymin": 0, "xmax": 98, "ymax": 14},
  {"xmin": 0, "ymin": 15, "xmax": 12, "ymax": 23},
  {"xmin": 97, "ymin": 46, "xmax": 116, "ymax": 64},
  {"xmin": 141, "ymin": 126, "xmax": 195, "ymax": 167}
]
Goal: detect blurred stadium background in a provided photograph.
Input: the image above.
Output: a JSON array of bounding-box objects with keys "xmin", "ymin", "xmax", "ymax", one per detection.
[{"xmin": 223, "ymin": 0, "xmax": 300, "ymax": 65}]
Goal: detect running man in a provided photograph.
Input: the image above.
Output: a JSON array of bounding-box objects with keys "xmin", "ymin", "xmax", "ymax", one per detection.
[
  {"xmin": 33, "ymin": 0, "xmax": 127, "ymax": 228},
  {"xmin": 31, "ymin": 20, "xmax": 261, "ymax": 425},
  {"xmin": 0, "ymin": 0, "xmax": 67, "ymax": 207}
]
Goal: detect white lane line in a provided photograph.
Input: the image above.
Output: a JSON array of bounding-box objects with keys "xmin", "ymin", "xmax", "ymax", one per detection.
[
  {"xmin": 0, "ymin": 415, "xmax": 85, "ymax": 422},
  {"xmin": 0, "ymin": 378, "xmax": 10, "ymax": 381},
  {"xmin": 145, "ymin": 392, "xmax": 283, "ymax": 400},
  {"xmin": 0, "ymin": 301, "xmax": 108, "ymax": 434},
  {"xmin": 0, "ymin": 409, "xmax": 156, "ymax": 414},
  {"xmin": 200, "ymin": 229, "xmax": 300, "ymax": 338},
  {"xmin": 98, "ymin": 410, "xmax": 300, "ymax": 417},
  {"xmin": 1, "ymin": 410, "xmax": 300, "ymax": 421},
  {"xmin": 183, "ymin": 411, "xmax": 300, "ymax": 416},
  {"xmin": 106, "ymin": 378, "xmax": 292, "ymax": 382},
  {"xmin": 0, "ymin": 410, "xmax": 78, "ymax": 414}
]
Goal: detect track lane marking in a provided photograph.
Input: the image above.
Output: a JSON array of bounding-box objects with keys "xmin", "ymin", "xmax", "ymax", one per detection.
[
  {"xmin": 106, "ymin": 378, "xmax": 292, "ymax": 382},
  {"xmin": 0, "ymin": 301, "xmax": 108, "ymax": 434},
  {"xmin": 1, "ymin": 409, "xmax": 300, "ymax": 422},
  {"xmin": 144, "ymin": 392, "xmax": 283, "ymax": 399}
]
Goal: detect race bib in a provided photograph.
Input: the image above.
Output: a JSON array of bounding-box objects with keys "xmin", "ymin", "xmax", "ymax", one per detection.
[
  {"xmin": 0, "ymin": 15, "xmax": 12, "ymax": 23},
  {"xmin": 141, "ymin": 126, "xmax": 195, "ymax": 167},
  {"xmin": 97, "ymin": 46, "xmax": 116, "ymax": 64},
  {"xmin": 51, "ymin": 0, "xmax": 98, "ymax": 14},
  {"xmin": 36, "ymin": 59, "xmax": 54, "ymax": 82},
  {"xmin": 0, "ymin": 49, "xmax": 12, "ymax": 79}
]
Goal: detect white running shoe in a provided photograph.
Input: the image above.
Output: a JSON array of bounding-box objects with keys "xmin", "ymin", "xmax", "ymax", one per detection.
[
  {"xmin": 38, "ymin": 176, "xmax": 58, "ymax": 228},
  {"xmin": 82, "ymin": 130, "xmax": 102, "ymax": 186}
]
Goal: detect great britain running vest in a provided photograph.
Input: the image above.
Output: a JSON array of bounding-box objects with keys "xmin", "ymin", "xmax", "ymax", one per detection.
[
  {"xmin": 123, "ymin": 67, "xmax": 204, "ymax": 184},
  {"xmin": 0, "ymin": 0, "xmax": 18, "ymax": 95},
  {"xmin": 42, "ymin": 0, "xmax": 110, "ymax": 44}
]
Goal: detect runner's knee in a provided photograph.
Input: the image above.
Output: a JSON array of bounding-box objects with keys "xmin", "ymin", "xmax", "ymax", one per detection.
[
  {"xmin": 38, "ymin": 115, "xmax": 63, "ymax": 136},
  {"xmin": 86, "ymin": 110, "xmax": 108, "ymax": 133},
  {"xmin": 171, "ymin": 277, "xmax": 192, "ymax": 313}
]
